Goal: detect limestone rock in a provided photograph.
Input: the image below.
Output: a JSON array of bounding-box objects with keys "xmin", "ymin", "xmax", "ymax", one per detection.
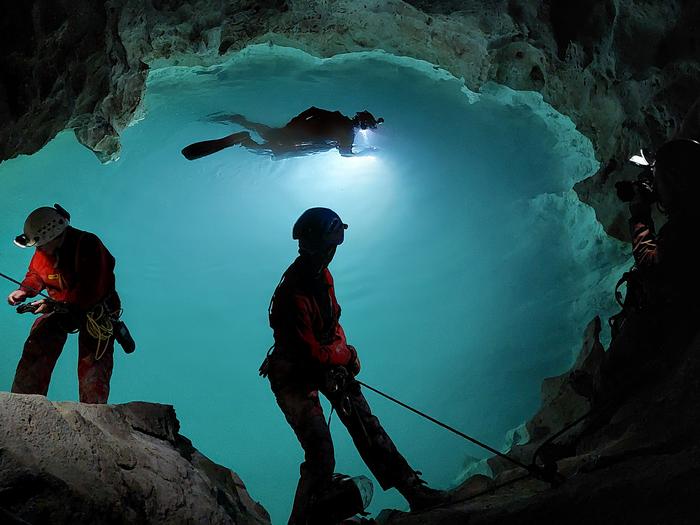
[
  {"xmin": 381, "ymin": 321, "xmax": 700, "ymax": 524},
  {"xmin": 2, "ymin": 0, "xmax": 699, "ymax": 234},
  {"xmin": 484, "ymin": 317, "xmax": 602, "ymax": 477},
  {"xmin": 0, "ymin": 393, "xmax": 270, "ymax": 525}
]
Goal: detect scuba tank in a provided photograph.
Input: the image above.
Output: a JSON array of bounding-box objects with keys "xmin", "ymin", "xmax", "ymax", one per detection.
[{"xmin": 308, "ymin": 474, "xmax": 374, "ymax": 525}]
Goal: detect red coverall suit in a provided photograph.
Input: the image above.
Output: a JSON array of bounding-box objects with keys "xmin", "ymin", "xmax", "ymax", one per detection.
[
  {"xmin": 11, "ymin": 226, "xmax": 120, "ymax": 403},
  {"xmin": 267, "ymin": 256, "xmax": 416, "ymax": 524}
]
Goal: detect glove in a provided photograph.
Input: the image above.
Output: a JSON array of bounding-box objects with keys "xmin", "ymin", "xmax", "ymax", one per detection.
[{"xmin": 347, "ymin": 345, "xmax": 361, "ymax": 377}]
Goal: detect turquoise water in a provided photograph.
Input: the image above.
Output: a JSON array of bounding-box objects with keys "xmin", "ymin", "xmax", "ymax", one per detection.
[{"xmin": 0, "ymin": 46, "xmax": 630, "ymax": 522}]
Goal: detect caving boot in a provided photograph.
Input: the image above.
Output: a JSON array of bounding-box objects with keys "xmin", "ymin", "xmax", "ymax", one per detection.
[
  {"xmin": 308, "ymin": 474, "xmax": 374, "ymax": 525},
  {"xmin": 396, "ymin": 472, "xmax": 450, "ymax": 512}
]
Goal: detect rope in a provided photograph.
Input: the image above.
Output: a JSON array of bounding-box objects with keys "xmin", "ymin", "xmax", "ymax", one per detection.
[
  {"xmin": 531, "ymin": 408, "xmax": 595, "ymax": 467},
  {"xmin": 461, "ymin": 472, "xmax": 531, "ymax": 503},
  {"xmin": 0, "ymin": 271, "xmax": 50, "ymax": 299},
  {"xmin": 358, "ymin": 381, "xmax": 531, "ymax": 469},
  {"xmin": 85, "ymin": 303, "xmax": 114, "ymax": 361},
  {"xmin": 357, "ymin": 380, "xmax": 563, "ymax": 485}
]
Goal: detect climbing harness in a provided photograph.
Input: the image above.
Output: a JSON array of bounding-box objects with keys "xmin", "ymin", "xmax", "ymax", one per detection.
[
  {"xmin": 2, "ymin": 270, "xmax": 135, "ymax": 355},
  {"xmin": 325, "ymin": 370, "xmax": 355, "ymax": 428},
  {"xmin": 357, "ymin": 380, "xmax": 565, "ymax": 486}
]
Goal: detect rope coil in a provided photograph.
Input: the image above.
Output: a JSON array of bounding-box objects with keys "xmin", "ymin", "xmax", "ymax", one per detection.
[{"xmin": 85, "ymin": 303, "xmax": 114, "ymax": 360}]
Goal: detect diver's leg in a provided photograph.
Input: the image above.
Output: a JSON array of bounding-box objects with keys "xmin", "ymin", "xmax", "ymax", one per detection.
[
  {"xmin": 212, "ymin": 113, "xmax": 274, "ymax": 138},
  {"xmin": 11, "ymin": 314, "xmax": 67, "ymax": 395},
  {"xmin": 77, "ymin": 326, "xmax": 115, "ymax": 404},
  {"xmin": 224, "ymin": 115, "xmax": 299, "ymax": 146},
  {"xmin": 269, "ymin": 358, "xmax": 334, "ymax": 525}
]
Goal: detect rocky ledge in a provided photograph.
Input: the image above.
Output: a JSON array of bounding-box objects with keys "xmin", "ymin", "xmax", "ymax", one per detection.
[
  {"xmin": 0, "ymin": 394, "xmax": 270, "ymax": 525},
  {"xmin": 379, "ymin": 316, "xmax": 700, "ymax": 524}
]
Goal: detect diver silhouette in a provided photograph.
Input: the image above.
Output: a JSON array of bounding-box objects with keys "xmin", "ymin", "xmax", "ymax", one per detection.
[{"xmin": 182, "ymin": 107, "xmax": 383, "ymax": 160}]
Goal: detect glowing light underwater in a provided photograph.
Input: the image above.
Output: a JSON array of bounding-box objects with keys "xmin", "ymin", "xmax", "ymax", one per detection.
[{"xmin": 0, "ymin": 46, "xmax": 631, "ymax": 522}]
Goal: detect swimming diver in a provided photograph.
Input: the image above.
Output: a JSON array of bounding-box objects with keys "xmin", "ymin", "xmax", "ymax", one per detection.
[{"xmin": 181, "ymin": 107, "xmax": 383, "ymax": 160}]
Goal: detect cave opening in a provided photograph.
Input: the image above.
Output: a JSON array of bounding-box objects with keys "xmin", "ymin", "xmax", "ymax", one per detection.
[{"xmin": 0, "ymin": 45, "xmax": 630, "ymax": 522}]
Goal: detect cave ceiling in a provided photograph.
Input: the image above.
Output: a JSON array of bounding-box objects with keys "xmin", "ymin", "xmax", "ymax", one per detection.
[{"xmin": 1, "ymin": 0, "xmax": 699, "ymax": 240}]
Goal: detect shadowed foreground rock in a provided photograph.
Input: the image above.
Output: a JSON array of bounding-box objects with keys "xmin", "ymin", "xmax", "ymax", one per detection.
[
  {"xmin": 0, "ymin": 394, "xmax": 270, "ymax": 525},
  {"xmin": 379, "ymin": 318, "xmax": 700, "ymax": 525}
]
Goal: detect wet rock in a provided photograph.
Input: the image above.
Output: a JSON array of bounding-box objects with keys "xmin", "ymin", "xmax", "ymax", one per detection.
[
  {"xmin": 381, "ymin": 320, "xmax": 700, "ymax": 524},
  {"xmin": 0, "ymin": 393, "xmax": 270, "ymax": 525},
  {"xmin": 484, "ymin": 317, "xmax": 602, "ymax": 478}
]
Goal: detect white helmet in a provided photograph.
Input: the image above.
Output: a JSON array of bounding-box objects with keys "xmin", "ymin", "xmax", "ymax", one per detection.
[{"xmin": 14, "ymin": 204, "xmax": 71, "ymax": 248}]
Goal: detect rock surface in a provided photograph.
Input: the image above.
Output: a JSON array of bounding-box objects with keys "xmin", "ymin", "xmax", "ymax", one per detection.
[
  {"xmin": 1, "ymin": 3, "xmax": 699, "ymax": 523},
  {"xmin": 0, "ymin": 394, "xmax": 270, "ymax": 525},
  {"xmin": 1, "ymin": 1, "xmax": 699, "ymax": 238},
  {"xmin": 378, "ymin": 317, "xmax": 700, "ymax": 524}
]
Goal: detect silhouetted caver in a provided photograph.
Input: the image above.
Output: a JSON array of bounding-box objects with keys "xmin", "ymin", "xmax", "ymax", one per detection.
[
  {"xmin": 584, "ymin": 139, "xmax": 700, "ymax": 405},
  {"xmin": 8, "ymin": 204, "xmax": 132, "ymax": 403},
  {"xmin": 261, "ymin": 207, "xmax": 446, "ymax": 524},
  {"xmin": 182, "ymin": 107, "xmax": 383, "ymax": 160}
]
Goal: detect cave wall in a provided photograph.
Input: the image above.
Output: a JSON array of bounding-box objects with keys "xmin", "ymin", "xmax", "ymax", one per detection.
[{"xmin": 0, "ymin": 0, "xmax": 698, "ymax": 238}]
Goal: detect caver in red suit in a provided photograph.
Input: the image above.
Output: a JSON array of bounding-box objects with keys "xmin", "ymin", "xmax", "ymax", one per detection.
[
  {"xmin": 8, "ymin": 205, "xmax": 121, "ymax": 403},
  {"xmin": 262, "ymin": 207, "xmax": 446, "ymax": 525}
]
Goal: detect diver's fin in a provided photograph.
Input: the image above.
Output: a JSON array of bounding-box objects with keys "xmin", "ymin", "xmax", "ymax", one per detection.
[{"xmin": 181, "ymin": 131, "xmax": 250, "ymax": 160}]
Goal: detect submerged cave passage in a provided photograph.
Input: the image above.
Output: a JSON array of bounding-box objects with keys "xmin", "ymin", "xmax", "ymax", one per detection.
[{"xmin": 0, "ymin": 46, "xmax": 630, "ymax": 522}]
